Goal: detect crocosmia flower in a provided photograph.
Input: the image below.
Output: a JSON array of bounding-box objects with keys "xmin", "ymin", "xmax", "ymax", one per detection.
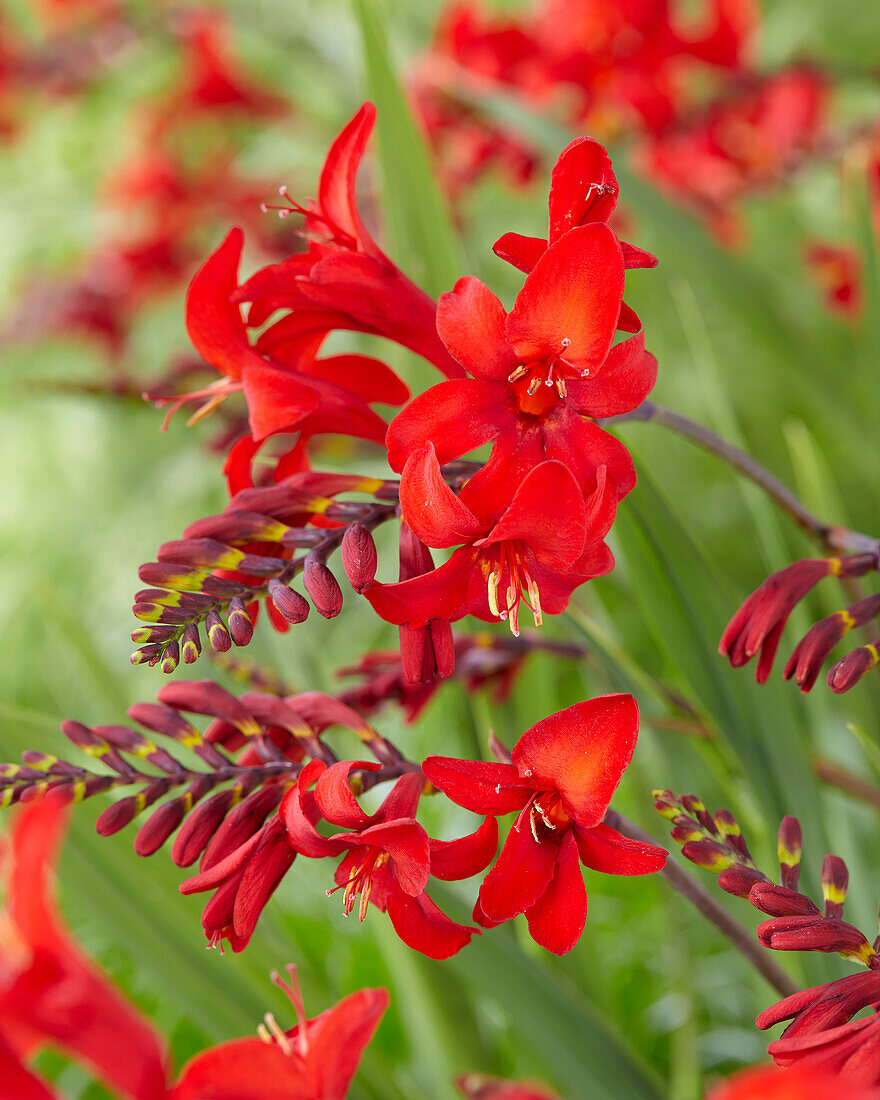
[{"xmin": 423, "ymin": 696, "xmax": 666, "ymax": 954}]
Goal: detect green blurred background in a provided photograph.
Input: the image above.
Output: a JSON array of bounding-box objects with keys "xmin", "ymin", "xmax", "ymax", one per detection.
[{"xmin": 1, "ymin": 1, "xmax": 879, "ymax": 1097}]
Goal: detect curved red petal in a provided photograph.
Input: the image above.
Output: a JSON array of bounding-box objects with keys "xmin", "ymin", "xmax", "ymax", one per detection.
[
  {"xmin": 574, "ymin": 822, "xmax": 667, "ymax": 875},
  {"xmin": 364, "ymin": 548, "xmax": 477, "ymax": 627},
  {"xmin": 385, "ymin": 379, "xmax": 505, "ymax": 473},
  {"xmin": 231, "ymin": 820, "xmax": 296, "ymax": 943},
  {"xmin": 280, "ymin": 777, "xmax": 349, "ymax": 859},
  {"xmin": 478, "ymin": 808, "xmax": 557, "ymax": 922},
  {"xmin": 302, "ymin": 987, "xmax": 390, "ymax": 1100},
  {"xmin": 241, "ymin": 364, "xmax": 320, "ymax": 441},
  {"xmin": 429, "ymin": 815, "xmax": 499, "ymax": 881},
  {"xmin": 548, "ymin": 137, "xmax": 618, "ymax": 242},
  {"xmin": 511, "ymin": 695, "xmax": 640, "ymax": 828},
  {"xmin": 543, "ymin": 411, "xmax": 636, "ymax": 501},
  {"xmin": 437, "ymin": 276, "xmax": 518, "ymax": 381},
  {"xmin": 492, "ymin": 232, "xmax": 547, "ymax": 274},
  {"xmin": 524, "ymin": 829, "xmax": 587, "ymax": 955},
  {"xmin": 385, "ymin": 883, "xmax": 476, "ymax": 960},
  {"xmin": 564, "ymin": 332, "xmax": 657, "ymax": 418},
  {"xmin": 314, "ymin": 760, "xmax": 381, "ymax": 829},
  {"xmin": 173, "ymin": 1038, "xmax": 313, "ymax": 1100},
  {"xmin": 399, "ymin": 443, "xmax": 484, "ymax": 549},
  {"xmin": 482, "ymin": 461, "xmax": 586, "ymax": 567},
  {"xmin": 422, "ymin": 756, "xmax": 533, "ymax": 815},
  {"xmin": 300, "ymin": 353, "xmax": 409, "ymax": 407},
  {"xmin": 507, "ymin": 224, "xmax": 623, "ymax": 372},
  {"xmin": 186, "ymin": 228, "xmax": 266, "ymax": 381},
  {"xmin": 317, "ymin": 101, "xmax": 383, "ymax": 259}
]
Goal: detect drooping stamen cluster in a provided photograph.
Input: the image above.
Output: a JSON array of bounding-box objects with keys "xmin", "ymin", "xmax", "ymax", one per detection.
[{"xmin": 487, "ymin": 541, "xmax": 543, "ymax": 634}]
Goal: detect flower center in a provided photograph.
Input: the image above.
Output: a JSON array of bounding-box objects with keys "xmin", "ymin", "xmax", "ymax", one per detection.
[
  {"xmin": 506, "ymin": 337, "xmax": 590, "ymax": 402},
  {"xmin": 528, "ymin": 792, "xmax": 570, "ymax": 842},
  {"xmin": 261, "ymin": 185, "xmax": 359, "ymax": 249},
  {"xmin": 328, "ymin": 848, "xmax": 388, "ymax": 922},
  {"xmin": 487, "ymin": 541, "xmax": 542, "ymax": 637}
]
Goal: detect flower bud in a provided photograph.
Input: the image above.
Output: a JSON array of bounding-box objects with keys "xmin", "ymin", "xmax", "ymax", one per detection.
[
  {"xmin": 749, "ymin": 882, "xmax": 819, "ymax": 916},
  {"xmin": 341, "ymin": 523, "xmax": 378, "ymax": 592},
  {"xmin": 303, "ymin": 557, "xmax": 343, "ymax": 618},
  {"xmin": 267, "ymin": 578, "xmax": 310, "ymax": 624},
  {"xmin": 181, "ymin": 623, "xmax": 202, "ymax": 664},
  {"xmin": 716, "ymin": 864, "xmax": 765, "ymax": 898},
  {"xmin": 827, "ymin": 641, "xmax": 880, "ymax": 693},
  {"xmin": 822, "ymin": 854, "xmax": 849, "ymax": 918},
  {"xmin": 161, "ymin": 640, "xmax": 180, "ymax": 674},
  {"xmin": 96, "ymin": 796, "xmax": 142, "ymax": 837},
  {"xmin": 227, "ymin": 597, "xmax": 254, "ymax": 645},
  {"xmin": 171, "ymin": 788, "xmax": 238, "ymax": 867},
  {"xmin": 205, "ymin": 609, "xmax": 232, "ymax": 652},
  {"xmin": 778, "ymin": 815, "xmax": 802, "ymax": 890},
  {"xmin": 134, "ymin": 799, "xmax": 187, "ymax": 857}
]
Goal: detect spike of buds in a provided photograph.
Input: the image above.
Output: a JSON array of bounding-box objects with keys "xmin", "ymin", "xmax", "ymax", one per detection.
[
  {"xmin": 267, "ymin": 579, "xmax": 310, "ymax": 624},
  {"xmin": 228, "ymin": 597, "xmax": 254, "ymax": 645},
  {"xmin": 341, "ymin": 523, "xmax": 378, "ymax": 593},
  {"xmin": 784, "ymin": 594, "xmax": 880, "ymax": 692},
  {"xmin": 778, "ymin": 815, "xmax": 802, "ymax": 890},
  {"xmin": 303, "ymin": 557, "xmax": 343, "ymax": 618}
]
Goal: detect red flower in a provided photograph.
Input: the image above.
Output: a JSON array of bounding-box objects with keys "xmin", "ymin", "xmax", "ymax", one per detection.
[
  {"xmin": 493, "ymin": 134, "xmax": 657, "ymax": 285},
  {"xmin": 806, "ymin": 243, "xmax": 862, "ymax": 318},
  {"xmin": 0, "ymin": 800, "xmax": 170, "ymax": 1099},
  {"xmin": 386, "ymin": 223, "xmax": 656, "ymax": 515},
  {"xmin": 173, "ymin": 968, "xmax": 388, "ymax": 1100},
  {"xmin": 232, "ymin": 102, "xmax": 463, "ymax": 380},
  {"xmin": 705, "ymin": 1063, "xmax": 880, "ymax": 1100},
  {"xmin": 367, "ymin": 446, "xmax": 615, "ymax": 636},
  {"xmin": 282, "ymin": 761, "xmax": 489, "ymax": 959},
  {"xmin": 423, "ymin": 696, "xmax": 666, "ymax": 954},
  {"xmin": 161, "ymin": 225, "xmax": 408, "ymax": 446}
]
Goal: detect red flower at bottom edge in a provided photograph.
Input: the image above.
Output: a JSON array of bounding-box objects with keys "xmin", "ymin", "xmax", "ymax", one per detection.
[{"xmin": 423, "ymin": 695, "xmax": 666, "ymax": 954}]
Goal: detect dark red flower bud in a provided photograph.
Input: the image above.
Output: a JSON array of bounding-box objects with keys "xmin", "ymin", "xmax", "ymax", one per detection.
[
  {"xmin": 96, "ymin": 796, "xmax": 142, "ymax": 837},
  {"xmin": 778, "ymin": 815, "xmax": 802, "ymax": 890},
  {"xmin": 822, "ymin": 854, "xmax": 849, "ymax": 918},
  {"xmin": 181, "ymin": 623, "xmax": 202, "ymax": 664},
  {"xmin": 716, "ymin": 864, "xmax": 766, "ymax": 898},
  {"xmin": 92, "ymin": 725, "xmax": 180, "ymax": 773},
  {"xmin": 134, "ymin": 798, "xmax": 188, "ymax": 857},
  {"xmin": 200, "ymin": 784, "xmax": 285, "ymax": 870},
  {"xmin": 158, "ymin": 538, "xmax": 245, "ymax": 570},
  {"xmin": 205, "ymin": 609, "xmax": 232, "ymax": 652},
  {"xmin": 827, "ymin": 640, "xmax": 880, "ymax": 693},
  {"xmin": 268, "ymin": 578, "xmax": 310, "ymax": 624},
  {"xmin": 341, "ymin": 523, "xmax": 378, "ymax": 592},
  {"xmin": 749, "ymin": 882, "xmax": 820, "ymax": 916},
  {"xmin": 161, "ymin": 640, "xmax": 180, "ymax": 674},
  {"xmin": 681, "ymin": 837, "xmax": 736, "ymax": 871},
  {"xmin": 184, "ymin": 510, "xmax": 288, "ymax": 543},
  {"xmin": 399, "ymin": 618, "xmax": 455, "ymax": 683},
  {"xmin": 131, "ymin": 624, "xmax": 180, "ymax": 644},
  {"xmin": 757, "ymin": 914, "xmax": 875, "ymax": 962},
  {"xmin": 172, "ymin": 788, "xmax": 238, "ymax": 867},
  {"xmin": 227, "ymin": 597, "xmax": 254, "ymax": 645},
  {"xmin": 303, "ymin": 557, "xmax": 343, "ymax": 618}
]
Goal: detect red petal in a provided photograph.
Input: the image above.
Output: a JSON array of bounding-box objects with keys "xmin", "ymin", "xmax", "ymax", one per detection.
[
  {"xmin": 399, "ymin": 443, "xmax": 484, "ymax": 548},
  {"xmin": 543, "ymin": 411, "xmax": 636, "ymax": 500},
  {"xmin": 280, "ymin": 776, "xmax": 349, "ymax": 859},
  {"xmin": 511, "ymin": 695, "xmax": 640, "ymax": 828},
  {"xmin": 375, "ymin": 771, "xmax": 423, "ymax": 821},
  {"xmin": 301, "ymin": 987, "xmax": 390, "ymax": 1100},
  {"xmin": 186, "ymin": 228, "xmax": 266, "ymax": 380},
  {"xmin": 478, "ymin": 808, "xmax": 557, "ymax": 922},
  {"xmin": 574, "ymin": 823, "xmax": 667, "ymax": 875},
  {"xmin": 241, "ymin": 364, "xmax": 320, "ymax": 440},
  {"xmin": 524, "ymin": 829, "xmax": 587, "ymax": 954},
  {"xmin": 179, "ymin": 831, "xmax": 262, "ymax": 894},
  {"xmin": 621, "ymin": 241, "xmax": 658, "ymax": 269},
  {"xmin": 314, "ymin": 760, "xmax": 381, "ymax": 829},
  {"xmin": 436, "ymin": 276, "xmax": 518, "ymax": 381},
  {"xmin": 506, "ymin": 224, "xmax": 623, "ymax": 373},
  {"xmin": 430, "ymin": 816, "xmax": 499, "ymax": 881},
  {"xmin": 385, "ymin": 379, "xmax": 504, "ymax": 473},
  {"xmin": 492, "ymin": 232, "xmax": 547, "ymax": 274},
  {"xmin": 317, "ymin": 101, "xmax": 383, "ymax": 259},
  {"xmin": 385, "ymin": 883, "xmax": 476, "ymax": 960},
  {"xmin": 173, "ymin": 1038, "xmax": 313, "ymax": 1100},
  {"xmin": 548, "ymin": 137, "xmax": 618, "ymax": 242},
  {"xmin": 617, "ymin": 301, "xmax": 641, "ymax": 333},
  {"xmin": 0, "ymin": 1039, "xmax": 56, "ymax": 1100},
  {"xmin": 340, "ymin": 820, "xmax": 430, "ymax": 896},
  {"xmin": 300, "ymin": 353, "xmax": 409, "ymax": 407},
  {"xmin": 481, "ymin": 461, "xmax": 586, "ymax": 567},
  {"xmin": 364, "ymin": 548, "xmax": 477, "ymax": 627},
  {"xmin": 232, "ymin": 820, "xmax": 296, "ymax": 943},
  {"xmin": 564, "ymin": 333, "xmax": 657, "ymax": 418},
  {"xmin": 422, "ymin": 756, "xmax": 533, "ymax": 815}
]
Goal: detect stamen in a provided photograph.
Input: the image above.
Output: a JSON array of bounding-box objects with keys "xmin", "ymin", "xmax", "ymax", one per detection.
[
  {"xmin": 260, "ymin": 1012, "xmax": 293, "ymax": 1057},
  {"xmin": 487, "ymin": 570, "xmax": 501, "ymax": 617},
  {"xmin": 272, "ymin": 965, "xmax": 309, "ymax": 1057},
  {"xmin": 527, "ymin": 377, "xmax": 541, "ymax": 395},
  {"xmin": 507, "ymin": 364, "xmax": 529, "ymax": 383}
]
